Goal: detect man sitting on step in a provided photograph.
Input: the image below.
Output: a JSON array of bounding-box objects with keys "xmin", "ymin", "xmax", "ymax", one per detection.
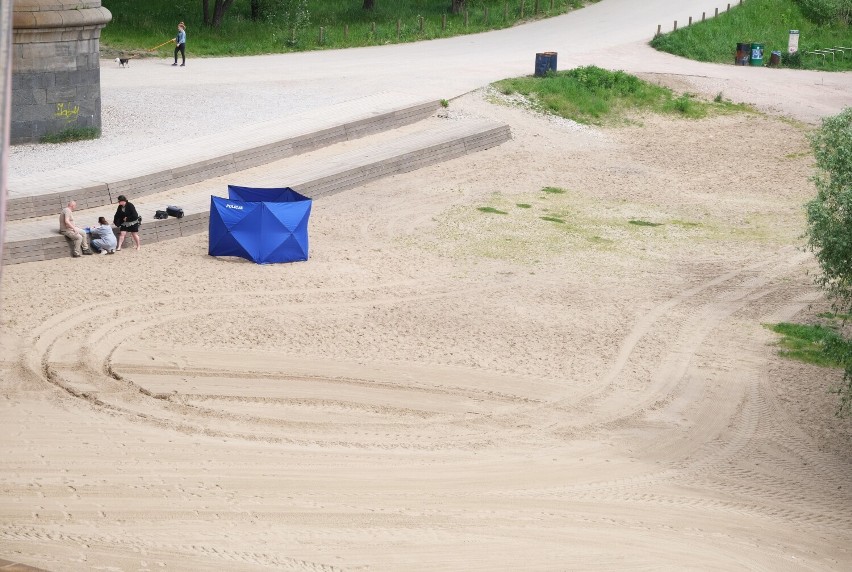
[{"xmin": 59, "ymin": 200, "xmax": 93, "ymax": 257}]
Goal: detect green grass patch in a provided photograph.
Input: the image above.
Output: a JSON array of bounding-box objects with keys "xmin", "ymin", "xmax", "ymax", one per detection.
[
  {"xmin": 541, "ymin": 186, "xmax": 567, "ymax": 194},
  {"xmin": 765, "ymin": 322, "xmax": 851, "ymax": 367},
  {"xmin": 492, "ymin": 66, "xmax": 747, "ymax": 125},
  {"xmin": 516, "ymin": 203, "xmax": 533, "ymax": 208},
  {"xmin": 101, "ymin": 0, "xmax": 601, "ymax": 57},
  {"xmin": 784, "ymin": 150, "xmax": 812, "ymax": 159},
  {"xmin": 540, "ymin": 216, "xmax": 566, "ymax": 223},
  {"xmin": 818, "ymin": 311, "xmax": 852, "ymax": 321},
  {"xmin": 670, "ymin": 219, "xmax": 702, "ymax": 227},
  {"xmin": 478, "ymin": 206, "xmax": 508, "ymax": 215},
  {"xmin": 650, "ymin": 0, "xmax": 852, "ymax": 72},
  {"xmin": 39, "ymin": 127, "xmax": 100, "ymax": 144},
  {"xmin": 629, "ymin": 219, "xmax": 663, "ymax": 227}
]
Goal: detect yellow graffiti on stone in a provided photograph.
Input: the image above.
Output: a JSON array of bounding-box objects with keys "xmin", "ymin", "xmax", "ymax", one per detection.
[{"xmin": 55, "ymin": 102, "xmax": 80, "ymax": 123}]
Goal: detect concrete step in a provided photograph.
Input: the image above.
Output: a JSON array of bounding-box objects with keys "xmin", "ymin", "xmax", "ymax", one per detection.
[
  {"xmin": 5, "ymin": 91, "xmax": 439, "ymax": 222},
  {"xmin": 3, "ymin": 117, "xmax": 511, "ymax": 265}
]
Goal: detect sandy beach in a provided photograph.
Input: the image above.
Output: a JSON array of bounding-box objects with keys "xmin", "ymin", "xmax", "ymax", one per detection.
[
  {"xmin": 2, "ymin": 82, "xmax": 851, "ymax": 569},
  {"xmin": 3, "ymin": 0, "xmax": 852, "ymax": 567}
]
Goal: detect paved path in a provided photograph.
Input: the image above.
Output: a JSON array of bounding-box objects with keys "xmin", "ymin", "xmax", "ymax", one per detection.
[
  {"xmin": 97, "ymin": 0, "xmax": 847, "ymax": 117},
  {"xmin": 9, "ymin": 0, "xmax": 850, "ymax": 181}
]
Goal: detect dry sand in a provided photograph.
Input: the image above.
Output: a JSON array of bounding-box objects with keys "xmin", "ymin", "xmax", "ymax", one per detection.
[{"xmin": 2, "ymin": 82, "xmax": 852, "ymax": 569}]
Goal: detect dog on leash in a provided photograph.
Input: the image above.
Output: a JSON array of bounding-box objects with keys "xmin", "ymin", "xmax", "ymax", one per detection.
[{"xmin": 115, "ymin": 57, "xmax": 130, "ymax": 68}]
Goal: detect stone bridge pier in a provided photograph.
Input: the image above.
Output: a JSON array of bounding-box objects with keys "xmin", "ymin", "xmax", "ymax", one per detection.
[{"xmin": 11, "ymin": 0, "xmax": 111, "ymax": 144}]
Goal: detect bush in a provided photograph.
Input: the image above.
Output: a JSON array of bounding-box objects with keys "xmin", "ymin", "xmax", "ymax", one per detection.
[
  {"xmin": 782, "ymin": 50, "xmax": 802, "ymax": 68},
  {"xmin": 804, "ymin": 107, "xmax": 852, "ymax": 414}
]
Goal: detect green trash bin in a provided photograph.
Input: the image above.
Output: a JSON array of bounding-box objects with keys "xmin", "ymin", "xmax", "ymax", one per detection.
[{"xmin": 750, "ymin": 42, "xmax": 764, "ymax": 66}]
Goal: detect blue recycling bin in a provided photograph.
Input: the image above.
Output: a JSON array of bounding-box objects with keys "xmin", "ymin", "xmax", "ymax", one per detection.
[{"xmin": 534, "ymin": 52, "xmax": 558, "ymax": 77}]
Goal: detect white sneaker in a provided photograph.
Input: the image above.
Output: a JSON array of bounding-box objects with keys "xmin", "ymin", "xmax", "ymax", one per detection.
[{"xmin": 100, "ymin": 250, "xmax": 108, "ymax": 255}]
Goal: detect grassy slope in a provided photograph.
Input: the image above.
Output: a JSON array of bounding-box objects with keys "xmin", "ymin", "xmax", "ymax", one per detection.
[
  {"xmin": 650, "ymin": 0, "xmax": 852, "ymax": 71},
  {"xmin": 101, "ymin": 0, "xmax": 596, "ymax": 57}
]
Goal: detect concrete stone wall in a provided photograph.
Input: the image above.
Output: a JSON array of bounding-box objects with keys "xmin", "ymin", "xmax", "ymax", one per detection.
[{"xmin": 11, "ymin": 1, "xmax": 111, "ymax": 144}]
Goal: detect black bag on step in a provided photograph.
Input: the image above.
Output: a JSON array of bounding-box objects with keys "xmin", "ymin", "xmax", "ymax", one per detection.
[
  {"xmin": 154, "ymin": 210, "xmax": 168, "ymax": 220},
  {"xmin": 166, "ymin": 205, "xmax": 184, "ymax": 219}
]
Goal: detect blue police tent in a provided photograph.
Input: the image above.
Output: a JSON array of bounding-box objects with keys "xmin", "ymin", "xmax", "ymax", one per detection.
[{"xmin": 208, "ymin": 185, "xmax": 312, "ymax": 264}]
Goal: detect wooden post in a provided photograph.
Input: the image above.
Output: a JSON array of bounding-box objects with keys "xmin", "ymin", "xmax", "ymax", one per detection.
[
  {"xmin": 344, "ymin": 25, "xmax": 349, "ymax": 40},
  {"xmin": 319, "ymin": 27, "xmax": 324, "ymax": 44},
  {"xmin": 673, "ymin": 20, "xmax": 677, "ymax": 31},
  {"xmin": 727, "ymin": 3, "xmax": 731, "ymax": 10},
  {"xmin": 442, "ymin": 14, "xmax": 446, "ymax": 31},
  {"xmin": 371, "ymin": 21, "xmax": 376, "ymax": 34},
  {"xmin": 702, "ymin": 12, "xmax": 706, "ymax": 21},
  {"xmin": 656, "ymin": 24, "xmax": 661, "ymax": 36},
  {"xmin": 535, "ymin": 0, "xmax": 540, "ymax": 14},
  {"xmin": 504, "ymin": 2, "xmax": 508, "ymax": 21},
  {"xmin": 484, "ymin": 7, "xmax": 489, "ymax": 24},
  {"xmin": 521, "ymin": 0, "xmax": 525, "ymax": 19},
  {"xmin": 396, "ymin": 19, "xmax": 401, "ymax": 39},
  {"xmin": 464, "ymin": 10, "xmax": 469, "ymax": 27},
  {"xmin": 419, "ymin": 16, "xmax": 423, "ymax": 33},
  {"xmin": 688, "ymin": 16, "xmax": 692, "ymax": 26},
  {"xmin": 550, "ymin": 0, "xmax": 555, "ymax": 9},
  {"xmin": 715, "ymin": 8, "xmax": 719, "ymax": 17}
]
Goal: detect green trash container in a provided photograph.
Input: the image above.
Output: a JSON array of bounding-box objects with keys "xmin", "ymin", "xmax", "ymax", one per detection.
[{"xmin": 750, "ymin": 42, "xmax": 764, "ymax": 66}]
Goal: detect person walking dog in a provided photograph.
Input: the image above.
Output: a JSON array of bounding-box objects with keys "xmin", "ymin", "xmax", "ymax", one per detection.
[
  {"xmin": 113, "ymin": 195, "xmax": 141, "ymax": 251},
  {"xmin": 172, "ymin": 22, "xmax": 186, "ymax": 67}
]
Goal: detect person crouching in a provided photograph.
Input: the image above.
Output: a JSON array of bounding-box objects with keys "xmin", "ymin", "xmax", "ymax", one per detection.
[{"xmin": 90, "ymin": 216, "xmax": 117, "ymax": 255}]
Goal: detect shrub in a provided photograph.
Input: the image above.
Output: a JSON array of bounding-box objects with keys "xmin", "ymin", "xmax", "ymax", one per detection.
[{"xmin": 804, "ymin": 107, "xmax": 852, "ymax": 414}]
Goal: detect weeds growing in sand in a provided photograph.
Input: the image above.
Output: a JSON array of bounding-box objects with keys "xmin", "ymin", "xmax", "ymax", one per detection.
[
  {"xmin": 767, "ymin": 318, "xmax": 852, "ymax": 416},
  {"xmin": 516, "ymin": 203, "xmax": 533, "ymax": 208},
  {"xmin": 766, "ymin": 322, "xmax": 850, "ymax": 368},
  {"xmin": 628, "ymin": 220, "xmax": 663, "ymax": 227},
  {"xmin": 478, "ymin": 206, "xmax": 508, "ymax": 215},
  {"xmin": 541, "ymin": 187, "xmax": 567, "ymax": 194}
]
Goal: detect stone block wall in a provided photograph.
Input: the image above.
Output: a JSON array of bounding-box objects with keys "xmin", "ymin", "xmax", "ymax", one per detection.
[{"xmin": 11, "ymin": 1, "xmax": 111, "ymax": 144}]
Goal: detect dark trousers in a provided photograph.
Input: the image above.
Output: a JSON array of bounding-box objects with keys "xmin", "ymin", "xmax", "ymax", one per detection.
[{"xmin": 174, "ymin": 43, "xmax": 185, "ymax": 64}]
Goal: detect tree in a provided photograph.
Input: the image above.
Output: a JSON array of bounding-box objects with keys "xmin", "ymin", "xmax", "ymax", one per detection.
[
  {"xmin": 805, "ymin": 107, "xmax": 852, "ymax": 415},
  {"xmin": 363, "ymin": 0, "xmax": 375, "ymax": 10},
  {"xmin": 805, "ymin": 107, "xmax": 852, "ymax": 313},
  {"xmin": 202, "ymin": 0, "xmax": 237, "ymax": 27}
]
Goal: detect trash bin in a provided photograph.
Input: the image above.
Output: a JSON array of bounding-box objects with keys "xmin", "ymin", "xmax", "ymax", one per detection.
[
  {"xmin": 534, "ymin": 52, "xmax": 557, "ymax": 77},
  {"xmin": 769, "ymin": 50, "xmax": 782, "ymax": 67},
  {"xmin": 750, "ymin": 42, "xmax": 764, "ymax": 66},
  {"xmin": 735, "ymin": 42, "xmax": 751, "ymax": 65}
]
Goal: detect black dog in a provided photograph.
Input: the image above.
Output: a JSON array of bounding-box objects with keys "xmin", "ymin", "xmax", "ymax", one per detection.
[{"xmin": 115, "ymin": 57, "xmax": 130, "ymax": 68}]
